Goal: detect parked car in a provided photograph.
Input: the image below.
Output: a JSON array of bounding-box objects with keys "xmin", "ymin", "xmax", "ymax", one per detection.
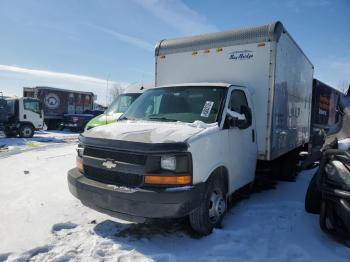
[
  {"xmin": 84, "ymin": 83, "xmax": 153, "ymax": 130},
  {"xmin": 85, "ymin": 93, "xmax": 140, "ymax": 131},
  {"xmin": 68, "ymin": 21, "xmax": 314, "ymax": 235},
  {"xmin": 61, "ymin": 110, "xmax": 104, "ymax": 132},
  {"xmin": 304, "ymin": 94, "xmax": 350, "ymax": 246}
]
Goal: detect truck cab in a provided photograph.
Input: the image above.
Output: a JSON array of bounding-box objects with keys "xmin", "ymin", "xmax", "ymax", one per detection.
[
  {"xmin": 68, "ymin": 83, "xmax": 257, "ymax": 234},
  {"xmin": 3, "ymin": 97, "xmax": 44, "ymax": 138}
]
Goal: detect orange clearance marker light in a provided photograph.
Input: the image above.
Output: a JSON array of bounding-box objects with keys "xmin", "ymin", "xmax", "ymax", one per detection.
[
  {"xmin": 144, "ymin": 175, "xmax": 192, "ymax": 185},
  {"xmin": 160, "ymin": 55, "xmax": 166, "ymax": 59},
  {"xmin": 192, "ymin": 51, "xmax": 198, "ymax": 56},
  {"xmin": 257, "ymin": 43, "xmax": 265, "ymax": 47},
  {"xmin": 203, "ymin": 49, "xmax": 210, "ymax": 54},
  {"xmin": 216, "ymin": 47, "xmax": 223, "ymax": 52}
]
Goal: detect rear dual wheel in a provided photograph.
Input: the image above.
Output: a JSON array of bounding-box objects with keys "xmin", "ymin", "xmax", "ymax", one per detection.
[
  {"xmin": 4, "ymin": 130, "xmax": 18, "ymax": 138},
  {"xmin": 189, "ymin": 175, "xmax": 227, "ymax": 236},
  {"xmin": 274, "ymin": 149, "xmax": 299, "ymax": 181}
]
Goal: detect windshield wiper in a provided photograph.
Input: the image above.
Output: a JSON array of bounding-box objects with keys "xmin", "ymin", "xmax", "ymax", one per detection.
[
  {"xmin": 119, "ymin": 116, "xmax": 133, "ymax": 121},
  {"xmin": 148, "ymin": 116, "xmax": 178, "ymax": 122}
]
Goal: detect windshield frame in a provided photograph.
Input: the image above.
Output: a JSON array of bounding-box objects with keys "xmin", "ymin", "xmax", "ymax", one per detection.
[{"xmin": 121, "ymin": 85, "xmax": 228, "ymax": 124}]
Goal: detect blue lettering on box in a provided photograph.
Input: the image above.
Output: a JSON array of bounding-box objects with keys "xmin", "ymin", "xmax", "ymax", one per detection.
[{"xmin": 229, "ymin": 50, "xmax": 254, "ymax": 60}]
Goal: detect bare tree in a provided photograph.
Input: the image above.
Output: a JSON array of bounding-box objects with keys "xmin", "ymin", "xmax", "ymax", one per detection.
[{"xmin": 108, "ymin": 84, "xmax": 123, "ymax": 105}]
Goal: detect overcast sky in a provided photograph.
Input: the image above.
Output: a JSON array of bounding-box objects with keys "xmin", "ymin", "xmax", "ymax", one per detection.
[{"xmin": 0, "ymin": 0, "xmax": 349, "ymax": 105}]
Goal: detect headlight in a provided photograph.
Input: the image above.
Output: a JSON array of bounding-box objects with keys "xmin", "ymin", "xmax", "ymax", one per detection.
[
  {"xmin": 161, "ymin": 156, "xmax": 176, "ymax": 171},
  {"xmin": 325, "ymin": 163, "xmax": 337, "ymax": 178},
  {"xmin": 76, "ymin": 157, "xmax": 84, "ymax": 173},
  {"xmin": 325, "ymin": 160, "xmax": 350, "ymax": 189}
]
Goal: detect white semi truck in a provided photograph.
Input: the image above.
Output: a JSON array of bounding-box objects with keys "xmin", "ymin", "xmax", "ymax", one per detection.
[{"xmin": 68, "ymin": 21, "xmax": 314, "ymax": 235}]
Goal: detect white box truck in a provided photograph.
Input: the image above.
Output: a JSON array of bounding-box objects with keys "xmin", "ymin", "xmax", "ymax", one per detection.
[
  {"xmin": 0, "ymin": 95, "xmax": 44, "ymax": 138},
  {"xmin": 68, "ymin": 21, "xmax": 314, "ymax": 235}
]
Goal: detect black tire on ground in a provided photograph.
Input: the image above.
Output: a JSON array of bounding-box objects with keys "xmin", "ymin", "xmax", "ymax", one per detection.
[
  {"xmin": 19, "ymin": 124, "xmax": 34, "ymax": 138},
  {"xmin": 189, "ymin": 174, "xmax": 227, "ymax": 236},
  {"xmin": 305, "ymin": 170, "xmax": 322, "ymax": 214},
  {"xmin": 4, "ymin": 130, "xmax": 18, "ymax": 138},
  {"xmin": 47, "ymin": 119, "xmax": 60, "ymax": 130},
  {"xmin": 278, "ymin": 149, "xmax": 299, "ymax": 181}
]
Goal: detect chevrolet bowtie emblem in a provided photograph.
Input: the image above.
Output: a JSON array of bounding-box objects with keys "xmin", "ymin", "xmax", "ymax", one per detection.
[{"xmin": 102, "ymin": 160, "xmax": 117, "ymax": 169}]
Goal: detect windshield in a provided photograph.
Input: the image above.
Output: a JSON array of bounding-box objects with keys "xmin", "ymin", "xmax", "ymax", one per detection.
[
  {"xmin": 23, "ymin": 98, "xmax": 41, "ymax": 114},
  {"xmin": 122, "ymin": 86, "xmax": 226, "ymax": 123},
  {"xmin": 105, "ymin": 93, "xmax": 140, "ymax": 115}
]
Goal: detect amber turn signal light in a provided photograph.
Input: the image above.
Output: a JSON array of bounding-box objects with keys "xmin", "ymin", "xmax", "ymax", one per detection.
[
  {"xmin": 144, "ymin": 175, "xmax": 192, "ymax": 185},
  {"xmin": 76, "ymin": 157, "xmax": 84, "ymax": 173}
]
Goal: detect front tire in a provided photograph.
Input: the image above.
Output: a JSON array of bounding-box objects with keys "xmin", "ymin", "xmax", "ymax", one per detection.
[
  {"xmin": 19, "ymin": 124, "xmax": 34, "ymax": 138},
  {"xmin": 305, "ymin": 170, "xmax": 322, "ymax": 214},
  {"xmin": 189, "ymin": 175, "xmax": 227, "ymax": 236}
]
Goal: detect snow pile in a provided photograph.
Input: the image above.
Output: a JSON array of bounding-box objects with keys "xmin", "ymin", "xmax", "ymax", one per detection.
[
  {"xmin": 85, "ymin": 120, "xmax": 212, "ymax": 143},
  {"xmin": 0, "ymin": 144, "xmax": 349, "ymax": 261}
]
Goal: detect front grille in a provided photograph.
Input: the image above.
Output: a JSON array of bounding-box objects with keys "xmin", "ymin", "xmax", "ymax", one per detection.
[
  {"xmin": 84, "ymin": 146, "xmax": 147, "ymax": 165},
  {"xmin": 84, "ymin": 165, "xmax": 143, "ymax": 187}
]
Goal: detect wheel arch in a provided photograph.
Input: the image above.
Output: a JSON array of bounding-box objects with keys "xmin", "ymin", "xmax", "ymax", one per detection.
[
  {"xmin": 19, "ymin": 121, "xmax": 35, "ymax": 129},
  {"xmin": 206, "ymin": 165, "xmax": 229, "ymax": 195}
]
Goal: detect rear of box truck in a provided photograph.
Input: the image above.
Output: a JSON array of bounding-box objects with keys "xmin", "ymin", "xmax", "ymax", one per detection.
[
  {"xmin": 270, "ymin": 29, "xmax": 314, "ymax": 160},
  {"xmin": 155, "ymin": 21, "xmax": 314, "ymax": 161}
]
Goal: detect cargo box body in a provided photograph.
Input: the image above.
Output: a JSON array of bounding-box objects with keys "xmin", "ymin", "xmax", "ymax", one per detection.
[{"xmin": 155, "ymin": 22, "xmax": 314, "ymax": 160}]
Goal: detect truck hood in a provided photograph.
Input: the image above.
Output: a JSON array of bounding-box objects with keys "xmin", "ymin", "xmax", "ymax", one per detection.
[
  {"xmin": 86, "ymin": 113, "xmax": 123, "ymax": 129},
  {"xmin": 83, "ymin": 120, "xmax": 217, "ymax": 143}
]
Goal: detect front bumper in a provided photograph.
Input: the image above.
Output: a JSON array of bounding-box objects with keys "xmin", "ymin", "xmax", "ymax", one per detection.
[{"xmin": 68, "ymin": 168, "xmax": 205, "ymax": 222}]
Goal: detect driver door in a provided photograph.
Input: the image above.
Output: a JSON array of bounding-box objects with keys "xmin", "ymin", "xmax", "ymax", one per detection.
[
  {"xmin": 19, "ymin": 98, "xmax": 44, "ymax": 129},
  {"xmin": 225, "ymin": 87, "xmax": 257, "ymax": 190}
]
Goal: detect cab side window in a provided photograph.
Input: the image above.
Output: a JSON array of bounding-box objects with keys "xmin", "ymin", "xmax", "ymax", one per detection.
[{"xmin": 228, "ymin": 90, "xmax": 248, "ymax": 113}]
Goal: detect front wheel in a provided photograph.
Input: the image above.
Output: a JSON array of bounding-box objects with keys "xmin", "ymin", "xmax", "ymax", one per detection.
[
  {"xmin": 305, "ymin": 170, "xmax": 322, "ymax": 214},
  {"xmin": 189, "ymin": 175, "xmax": 227, "ymax": 236},
  {"xmin": 19, "ymin": 125, "xmax": 34, "ymax": 138}
]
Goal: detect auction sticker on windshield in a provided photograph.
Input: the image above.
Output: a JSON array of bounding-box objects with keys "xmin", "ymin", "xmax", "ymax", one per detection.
[{"xmin": 201, "ymin": 101, "xmax": 214, "ymax": 117}]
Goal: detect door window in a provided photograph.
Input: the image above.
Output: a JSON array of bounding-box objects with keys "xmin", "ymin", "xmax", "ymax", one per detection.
[
  {"xmin": 23, "ymin": 99, "xmax": 41, "ymax": 114},
  {"xmin": 228, "ymin": 90, "xmax": 248, "ymax": 113}
]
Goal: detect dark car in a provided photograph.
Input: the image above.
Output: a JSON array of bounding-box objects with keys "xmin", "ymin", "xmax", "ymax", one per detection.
[{"xmin": 60, "ymin": 110, "xmax": 104, "ymax": 132}]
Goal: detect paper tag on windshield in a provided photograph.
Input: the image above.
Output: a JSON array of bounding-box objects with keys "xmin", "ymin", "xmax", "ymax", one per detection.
[{"xmin": 201, "ymin": 101, "xmax": 214, "ymax": 117}]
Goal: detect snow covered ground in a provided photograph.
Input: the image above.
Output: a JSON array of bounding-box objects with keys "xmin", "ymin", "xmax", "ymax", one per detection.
[
  {"xmin": 0, "ymin": 131, "xmax": 79, "ymax": 157},
  {"xmin": 0, "ymin": 141, "xmax": 349, "ymax": 261}
]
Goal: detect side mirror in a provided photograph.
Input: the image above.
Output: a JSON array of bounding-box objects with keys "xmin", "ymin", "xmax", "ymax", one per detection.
[
  {"xmin": 225, "ymin": 106, "xmax": 252, "ymax": 129},
  {"xmin": 226, "ymin": 109, "xmax": 246, "ymax": 128},
  {"xmin": 240, "ymin": 105, "xmax": 252, "ymax": 128}
]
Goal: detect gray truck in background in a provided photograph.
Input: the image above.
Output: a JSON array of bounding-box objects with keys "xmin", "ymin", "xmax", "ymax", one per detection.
[
  {"xmin": 309, "ymin": 79, "xmax": 344, "ymax": 150},
  {"xmin": 23, "ymin": 86, "xmax": 94, "ymax": 129}
]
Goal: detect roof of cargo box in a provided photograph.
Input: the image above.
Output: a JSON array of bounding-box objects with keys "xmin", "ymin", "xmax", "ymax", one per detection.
[
  {"xmin": 156, "ymin": 21, "xmax": 285, "ymax": 56},
  {"xmin": 24, "ymin": 86, "xmax": 94, "ymax": 95}
]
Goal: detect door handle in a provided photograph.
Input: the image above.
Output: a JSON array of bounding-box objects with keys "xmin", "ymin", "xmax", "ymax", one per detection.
[
  {"xmin": 252, "ymin": 129, "xmax": 255, "ymax": 142},
  {"xmin": 23, "ymin": 114, "xmax": 27, "ymax": 119}
]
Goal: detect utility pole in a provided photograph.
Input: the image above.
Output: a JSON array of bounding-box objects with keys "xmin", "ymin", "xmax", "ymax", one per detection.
[{"xmin": 105, "ymin": 73, "xmax": 110, "ymax": 107}]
